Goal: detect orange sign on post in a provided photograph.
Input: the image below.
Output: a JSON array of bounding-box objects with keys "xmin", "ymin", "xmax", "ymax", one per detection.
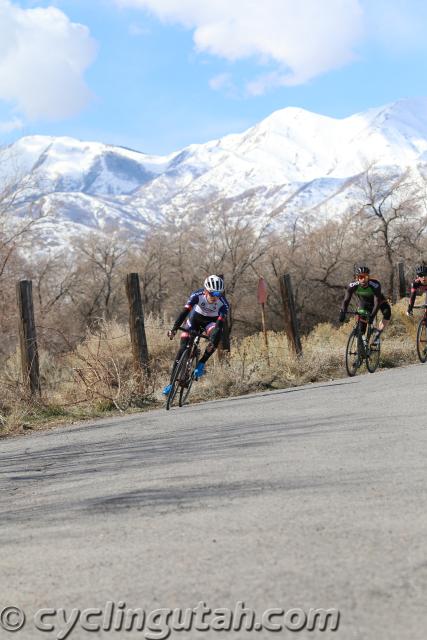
[{"xmin": 257, "ymin": 276, "xmax": 268, "ymax": 305}]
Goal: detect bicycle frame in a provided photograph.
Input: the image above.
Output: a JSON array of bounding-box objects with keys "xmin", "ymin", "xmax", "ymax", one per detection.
[
  {"xmin": 349, "ymin": 310, "xmax": 373, "ymax": 347},
  {"xmin": 177, "ymin": 329, "xmax": 204, "ymax": 385},
  {"xmin": 165, "ymin": 326, "xmax": 209, "ymax": 410},
  {"xmin": 180, "ymin": 324, "xmax": 211, "ymax": 360},
  {"xmin": 345, "ymin": 308, "xmax": 380, "ymax": 376},
  {"xmin": 413, "ymin": 304, "xmax": 427, "ymax": 363}
]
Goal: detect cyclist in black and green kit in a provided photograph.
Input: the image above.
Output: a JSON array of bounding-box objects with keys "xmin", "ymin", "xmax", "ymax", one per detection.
[{"xmin": 338, "ymin": 265, "xmax": 391, "ymax": 344}]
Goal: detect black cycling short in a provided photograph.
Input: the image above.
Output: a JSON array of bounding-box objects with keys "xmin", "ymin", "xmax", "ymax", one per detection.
[
  {"xmin": 379, "ymin": 300, "xmax": 391, "ymax": 320},
  {"xmin": 170, "ymin": 313, "xmax": 223, "ymax": 377},
  {"xmin": 359, "ymin": 299, "xmax": 391, "ymax": 320}
]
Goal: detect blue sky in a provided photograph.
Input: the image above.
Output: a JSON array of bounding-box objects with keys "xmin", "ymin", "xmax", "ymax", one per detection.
[{"xmin": 1, "ymin": 0, "xmax": 427, "ymax": 154}]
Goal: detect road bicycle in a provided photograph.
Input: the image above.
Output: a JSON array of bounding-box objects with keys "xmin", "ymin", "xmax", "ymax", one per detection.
[
  {"xmin": 165, "ymin": 327, "xmax": 209, "ymax": 410},
  {"xmin": 345, "ymin": 308, "xmax": 381, "ymax": 377},
  {"xmin": 413, "ymin": 304, "xmax": 427, "ymax": 363}
]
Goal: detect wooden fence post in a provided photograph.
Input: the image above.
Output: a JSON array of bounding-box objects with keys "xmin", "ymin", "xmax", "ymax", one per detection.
[
  {"xmin": 16, "ymin": 280, "xmax": 41, "ymax": 396},
  {"xmin": 125, "ymin": 273, "xmax": 150, "ymax": 381},
  {"xmin": 217, "ymin": 273, "xmax": 230, "ymax": 357},
  {"xmin": 257, "ymin": 276, "xmax": 270, "ymax": 366},
  {"xmin": 279, "ymin": 273, "xmax": 302, "ymax": 356},
  {"xmin": 397, "ymin": 262, "xmax": 406, "ymax": 300}
]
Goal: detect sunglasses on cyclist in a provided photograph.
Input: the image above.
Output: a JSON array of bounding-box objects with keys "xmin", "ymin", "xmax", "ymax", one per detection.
[{"xmin": 207, "ymin": 290, "xmax": 222, "ymax": 297}]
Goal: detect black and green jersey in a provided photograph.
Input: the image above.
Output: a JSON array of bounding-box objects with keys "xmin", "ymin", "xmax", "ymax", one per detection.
[{"xmin": 342, "ymin": 279, "xmax": 385, "ymax": 316}]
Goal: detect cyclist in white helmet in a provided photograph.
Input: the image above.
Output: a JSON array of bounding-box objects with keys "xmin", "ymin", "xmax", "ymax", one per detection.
[{"xmin": 162, "ymin": 275, "xmax": 229, "ymax": 395}]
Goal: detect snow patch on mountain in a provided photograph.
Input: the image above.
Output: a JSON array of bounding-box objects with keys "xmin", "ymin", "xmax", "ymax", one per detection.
[{"xmin": 2, "ymin": 98, "xmax": 427, "ymax": 249}]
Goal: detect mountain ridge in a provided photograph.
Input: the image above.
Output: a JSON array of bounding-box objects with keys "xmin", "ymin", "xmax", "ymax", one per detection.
[{"xmin": 2, "ymin": 97, "xmax": 427, "ymax": 248}]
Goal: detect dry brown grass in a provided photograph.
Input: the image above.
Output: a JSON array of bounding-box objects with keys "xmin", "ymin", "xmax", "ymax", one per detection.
[
  {"xmin": 184, "ymin": 298, "xmax": 419, "ymax": 402},
  {"xmin": 0, "ymin": 299, "xmax": 423, "ymax": 436}
]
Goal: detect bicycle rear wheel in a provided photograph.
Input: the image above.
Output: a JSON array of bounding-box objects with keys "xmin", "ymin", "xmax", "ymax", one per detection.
[
  {"xmin": 366, "ymin": 329, "xmax": 380, "ymax": 373},
  {"xmin": 166, "ymin": 351, "xmax": 188, "ymax": 410},
  {"xmin": 416, "ymin": 318, "xmax": 427, "ymax": 363},
  {"xmin": 345, "ymin": 328, "xmax": 361, "ymax": 377},
  {"xmin": 179, "ymin": 351, "xmax": 199, "ymax": 407}
]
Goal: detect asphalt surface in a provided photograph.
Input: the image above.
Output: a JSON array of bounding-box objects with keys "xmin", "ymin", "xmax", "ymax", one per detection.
[{"xmin": 1, "ymin": 363, "xmax": 427, "ymax": 640}]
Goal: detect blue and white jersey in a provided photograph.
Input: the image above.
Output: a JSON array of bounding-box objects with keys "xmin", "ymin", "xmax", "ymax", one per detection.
[{"xmin": 185, "ymin": 288, "xmax": 229, "ymax": 319}]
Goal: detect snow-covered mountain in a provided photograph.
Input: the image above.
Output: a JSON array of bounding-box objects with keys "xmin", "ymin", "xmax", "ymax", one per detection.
[{"xmin": 2, "ymin": 97, "xmax": 427, "ymax": 248}]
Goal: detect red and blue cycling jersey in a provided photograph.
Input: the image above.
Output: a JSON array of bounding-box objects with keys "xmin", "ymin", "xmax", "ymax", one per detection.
[
  {"xmin": 408, "ymin": 277, "xmax": 427, "ymax": 311},
  {"xmin": 172, "ymin": 288, "xmax": 229, "ymax": 331}
]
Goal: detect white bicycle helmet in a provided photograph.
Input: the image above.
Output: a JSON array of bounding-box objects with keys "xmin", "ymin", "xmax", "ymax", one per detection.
[{"xmin": 204, "ymin": 274, "xmax": 224, "ymax": 294}]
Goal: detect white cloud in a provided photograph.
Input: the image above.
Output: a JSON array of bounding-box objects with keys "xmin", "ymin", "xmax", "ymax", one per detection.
[
  {"xmin": 0, "ymin": 116, "xmax": 24, "ymax": 133},
  {"xmin": 209, "ymin": 72, "xmax": 232, "ymax": 91},
  {"xmin": 115, "ymin": 0, "xmax": 364, "ymax": 91},
  {"xmin": 209, "ymin": 72, "xmax": 237, "ymax": 97},
  {"xmin": 246, "ymin": 72, "xmax": 289, "ymax": 97},
  {"xmin": 0, "ymin": 0, "xmax": 97, "ymax": 121}
]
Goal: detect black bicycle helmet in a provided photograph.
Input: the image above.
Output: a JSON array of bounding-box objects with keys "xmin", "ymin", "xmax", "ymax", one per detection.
[
  {"xmin": 415, "ymin": 264, "xmax": 427, "ymax": 277},
  {"xmin": 355, "ymin": 265, "xmax": 370, "ymax": 275}
]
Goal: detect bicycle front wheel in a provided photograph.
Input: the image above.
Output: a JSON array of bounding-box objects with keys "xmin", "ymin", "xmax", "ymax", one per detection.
[
  {"xmin": 166, "ymin": 351, "xmax": 188, "ymax": 410},
  {"xmin": 179, "ymin": 352, "xmax": 198, "ymax": 407},
  {"xmin": 416, "ymin": 318, "xmax": 427, "ymax": 363},
  {"xmin": 366, "ymin": 331, "xmax": 380, "ymax": 373},
  {"xmin": 345, "ymin": 328, "xmax": 361, "ymax": 377}
]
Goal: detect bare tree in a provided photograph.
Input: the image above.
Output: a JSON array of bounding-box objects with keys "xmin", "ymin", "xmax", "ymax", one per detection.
[
  {"xmin": 0, "ymin": 158, "xmax": 48, "ymax": 357},
  {"xmin": 72, "ymin": 234, "xmax": 129, "ymax": 324},
  {"xmin": 0, "ymin": 155, "xmax": 46, "ymax": 282},
  {"xmin": 354, "ymin": 164, "xmax": 427, "ymax": 297}
]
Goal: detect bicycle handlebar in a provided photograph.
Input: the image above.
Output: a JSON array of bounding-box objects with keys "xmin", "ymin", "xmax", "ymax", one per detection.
[
  {"xmin": 344, "ymin": 309, "xmax": 374, "ymax": 324},
  {"xmin": 413, "ymin": 304, "xmax": 427, "ymax": 309},
  {"xmin": 345, "ymin": 310, "xmax": 370, "ymax": 317},
  {"xmin": 177, "ymin": 326, "xmax": 209, "ymax": 339}
]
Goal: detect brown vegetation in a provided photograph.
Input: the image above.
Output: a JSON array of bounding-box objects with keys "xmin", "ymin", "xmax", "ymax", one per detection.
[{"xmin": 1, "ymin": 162, "xmax": 427, "ymax": 436}]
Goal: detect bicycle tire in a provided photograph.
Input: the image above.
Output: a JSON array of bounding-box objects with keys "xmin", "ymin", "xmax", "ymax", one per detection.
[
  {"xmin": 366, "ymin": 328, "xmax": 380, "ymax": 373},
  {"xmin": 166, "ymin": 350, "xmax": 189, "ymax": 410},
  {"xmin": 179, "ymin": 350, "xmax": 199, "ymax": 407},
  {"xmin": 416, "ymin": 317, "xmax": 427, "ymax": 363},
  {"xmin": 345, "ymin": 327, "xmax": 361, "ymax": 377}
]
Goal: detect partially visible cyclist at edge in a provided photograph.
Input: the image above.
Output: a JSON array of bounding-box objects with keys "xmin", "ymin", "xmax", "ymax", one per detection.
[
  {"xmin": 338, "ymin": 265, "xmax": 391, "ymax": 345},
  {"xmin": 162, "ymin": 275, "xmax": 229, "ymax": 395},
  {"xmin": 406, "ymin": 264, "xmax": 427, "ymax": 316}
]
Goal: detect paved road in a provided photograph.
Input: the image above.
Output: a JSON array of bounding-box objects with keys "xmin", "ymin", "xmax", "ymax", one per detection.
[{"xmin": 1, "ymin": 363, "xmax": 427, "ymax": 640}]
